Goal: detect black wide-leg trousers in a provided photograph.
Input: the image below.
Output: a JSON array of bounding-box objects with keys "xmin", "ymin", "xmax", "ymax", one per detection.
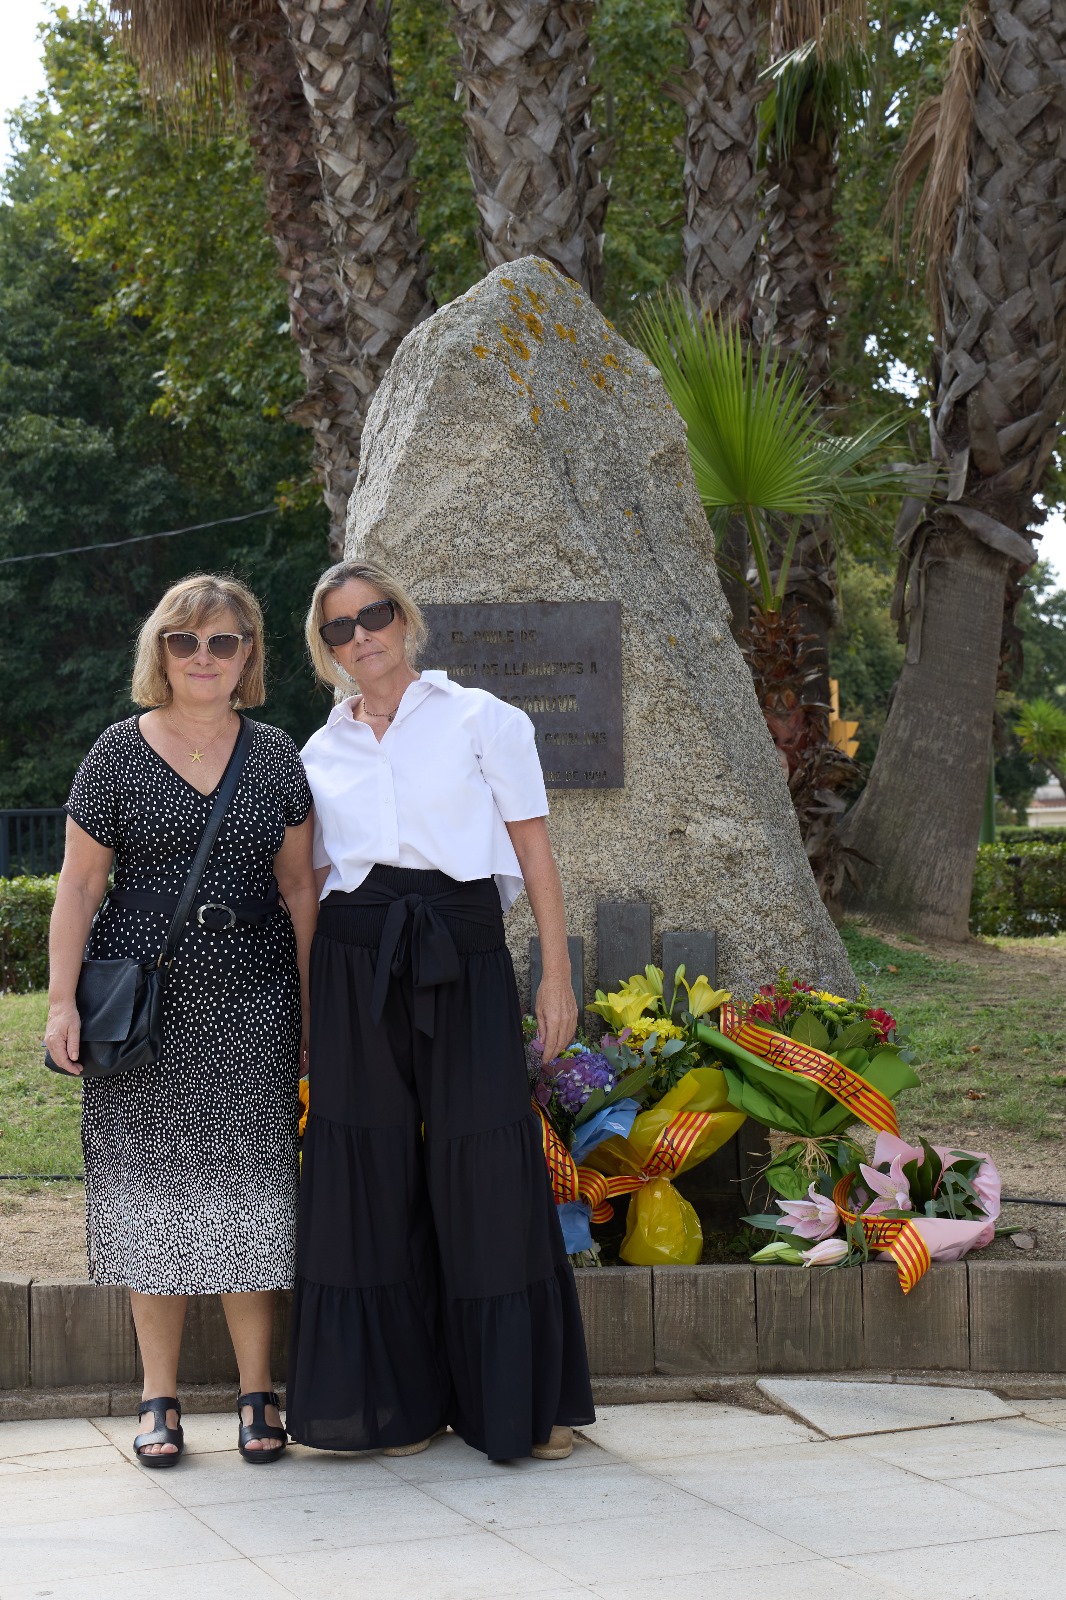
[{"xmin": 286, "ymin": 865, "xmax": 595, "ymax": 1461}]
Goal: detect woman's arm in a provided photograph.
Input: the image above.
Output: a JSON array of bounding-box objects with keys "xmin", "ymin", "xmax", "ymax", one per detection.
[
  {"xmin": 506, "ymin": 816, "xmax": 577, "ymax": 1063},
  {"xmin": 274, "ymin": 816, "xmax": 317, "ymax": 1072},
  {"xmin": 43, "ymin": 819, "xmax": 114, "ymax": 1075}
]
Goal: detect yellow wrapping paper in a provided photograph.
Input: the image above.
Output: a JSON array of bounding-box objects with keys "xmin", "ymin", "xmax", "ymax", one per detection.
[{"xmin": 583, "ymin": 1067, "xmax": 746, "ymax": 1265}]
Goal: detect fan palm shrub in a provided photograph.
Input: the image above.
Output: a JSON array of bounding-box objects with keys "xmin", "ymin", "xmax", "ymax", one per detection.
[{"xmin": 632, "ymin": 291, "xmax": 904, "ymax": 893}]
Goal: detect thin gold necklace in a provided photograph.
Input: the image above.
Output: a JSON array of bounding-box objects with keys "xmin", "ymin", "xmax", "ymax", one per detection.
[{"xmin": 165, "ymin": 709, "xmax": 234, "ymax": 765}]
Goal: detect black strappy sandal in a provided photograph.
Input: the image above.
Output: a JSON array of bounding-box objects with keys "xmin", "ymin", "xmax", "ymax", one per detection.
[
  {"xmin": 133, "ymin": 1397, "xmax": 184, "ymax": 1469},
  {"xmin": 237, "ymin": 1389, "xmax": 288, "ymax": 1464}
]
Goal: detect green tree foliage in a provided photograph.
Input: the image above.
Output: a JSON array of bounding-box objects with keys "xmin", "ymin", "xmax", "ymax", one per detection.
[{"xmin": 0, "ymin": 8, "xmax": 329, "ymax": 808}]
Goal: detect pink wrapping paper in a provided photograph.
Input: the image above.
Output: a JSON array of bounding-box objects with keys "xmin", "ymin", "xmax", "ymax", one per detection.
[{"xmin": 868, "ymin": 1133, "xmax": 1000, "ymax": 1260}]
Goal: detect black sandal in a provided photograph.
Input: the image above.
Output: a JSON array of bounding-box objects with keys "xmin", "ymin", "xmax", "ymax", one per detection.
[
  {"xmin": 133, "ymin": 1396, "xmax": 184, "ymax": 1469},
  {"xmin": 237, "ymin": 1389, "xmax": 288, "ymax": 1464}
]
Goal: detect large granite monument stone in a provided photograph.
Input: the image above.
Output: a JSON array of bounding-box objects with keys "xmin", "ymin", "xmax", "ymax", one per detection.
[{"xmin": 346, "ymin": 255, "xmax": 854, "ymax": 1004}]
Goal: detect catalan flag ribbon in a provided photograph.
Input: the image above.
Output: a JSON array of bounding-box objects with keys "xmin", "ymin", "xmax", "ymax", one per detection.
[
  {"xmin": 718, "ymin": 1003, "xmax": 901, "ymax": 1137},
  {"xmin": 534, "ymin": 1102, "xmax": 708, "ymax": 1225},
  {"xmin": 833, "ymin": 1171, "xmax": 932, "ymax": 1293}
]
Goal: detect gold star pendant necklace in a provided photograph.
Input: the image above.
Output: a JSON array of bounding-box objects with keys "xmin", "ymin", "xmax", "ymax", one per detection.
[{"xmin": 164, "ymin": 710, "xmax": 235, "ymax": 766}]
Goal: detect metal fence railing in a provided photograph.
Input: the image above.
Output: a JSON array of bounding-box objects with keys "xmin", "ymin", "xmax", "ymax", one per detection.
[{"xmin": 0, "ymin": 809, "xmax": 67, "ymax": 878}]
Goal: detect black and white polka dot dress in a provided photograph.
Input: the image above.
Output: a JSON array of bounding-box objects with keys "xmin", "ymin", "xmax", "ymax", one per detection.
[{"xmin": 66, "ymin": 716, "xmax": 313, "ymax": 1295}]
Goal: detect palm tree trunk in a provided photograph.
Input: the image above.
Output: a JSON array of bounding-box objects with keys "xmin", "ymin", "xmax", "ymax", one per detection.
[
  {"xmin": 277, "ymin": 0, "xmax": 434, "ymax": 550},
  {"xmin": 840, "ymin": 0, "xmax": 1066, "ymax": 937},
  {"xmin": 670, "ymin": 2, "xmax": 764, "ymax": 331},
  {"xmin": 446, "ymin": 0, "xmax": 610, "ymax": 298},
  {"xmin": 229, "ymin": 7, "xmax": 362, "ymax": 544}
]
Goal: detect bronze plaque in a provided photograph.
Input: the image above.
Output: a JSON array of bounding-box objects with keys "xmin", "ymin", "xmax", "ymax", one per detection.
[{"xmin": 421, "ymin": 601, "xmax": 623, "ymax": 788}]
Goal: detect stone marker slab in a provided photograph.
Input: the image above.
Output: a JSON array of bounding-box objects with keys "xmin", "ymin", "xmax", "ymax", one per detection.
[
  {"xmin": 529, "ymin": 934, "xmax": 584, "ymax": 1013},
  {"xmin": 573, "ymin": 1266, "xmax": 653, "ymax": 1375},
  {"xmin": 652, "ymin": 1265, "xmax": 755, "ymax": 1374},
  {"xmin": 30, "ymin": 1280, "xmax": 136, "ymax": 1388},
  {"xmin": 862, "ymin": 1262, "xmax": 970, "ymax": 1371},
  {"xmin": 757, "ymin": 1378, "xmax": 1019, "ymax": 1437},
  {"xmin": 0, "ymin": 1275, "xmax": 30, "ymax": 1390},
  {"xmin": 662, "ymin": 931, "xmax": 718, "ymax": 990},
  {"xmin": 755, "ymin": 1265, "xmax": 863, "ymax": 1372},
  {"xmin": 969, "ymin": 1261, "xmax": 1066, "ymax": 1372},
  {"xmin": 596, "ymin": 901, "xmax": 651, "ymax": 994}
]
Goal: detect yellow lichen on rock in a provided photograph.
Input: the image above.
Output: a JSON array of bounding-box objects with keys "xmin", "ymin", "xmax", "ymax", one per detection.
[
  {"xmin": 530, "ymin": 405, "xmax": 542, "ymax": 426},
  {"xmin": 603, "ymin": 353, "xmax": 619, "ymax": 369},
  {"xmin": 554, "ymin": 324, "xmax": 577, "ymax": 343}
]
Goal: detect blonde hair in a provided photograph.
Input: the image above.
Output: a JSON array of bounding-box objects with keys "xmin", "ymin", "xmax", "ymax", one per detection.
[
  {"xmin": 131, "ymin": 574, "xmax": 266, "ymax": 708},
  {"xmin": 305, "ymin": 560, "xmax": 427, "ymax": 692}
]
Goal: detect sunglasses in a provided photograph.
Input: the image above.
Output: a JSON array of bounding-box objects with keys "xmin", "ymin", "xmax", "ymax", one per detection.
[
  {"xmin": 318, "ymin": 599, "xmax": 397, "ymax": 647},
  {"xmin": 162, "ymin": 631, "xmax": 248, "ymax": 661}
]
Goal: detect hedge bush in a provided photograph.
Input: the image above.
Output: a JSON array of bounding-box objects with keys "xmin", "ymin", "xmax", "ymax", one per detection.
[
  {"xmin": 0, "ymin": 875, "xmax": 57, "ymax": 992},
  {"xmin": 996, "ymin": 825, "xmax": 1066, "ymax": 846},
  {"xmin": 970, "ymin": 841, "xmax": 1066, "ymax": 937}
]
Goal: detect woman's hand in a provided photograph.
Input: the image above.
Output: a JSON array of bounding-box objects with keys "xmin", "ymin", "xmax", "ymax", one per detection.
[
  {"xmin": 535, "ymin": 974, "xmax": 578, "ymax": 1066},
  {"xmin": 44, "ymin": 1000, "xmax": 83, "ymax": 1076}
]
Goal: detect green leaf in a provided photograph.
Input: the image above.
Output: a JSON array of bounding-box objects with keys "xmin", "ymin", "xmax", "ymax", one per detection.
[{"xmin": 790, "ymin": 1012, "xmax": 831, "ymax": 1051}]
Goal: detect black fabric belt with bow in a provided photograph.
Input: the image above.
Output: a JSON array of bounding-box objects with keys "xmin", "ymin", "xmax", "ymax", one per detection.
[
  {"xmin": 342, "ymin": 876, "xmax": 503, "ymax": 1037},
  {"xmin": 109, "ymin": 879, "xmax": 280, "ymax": 932}
]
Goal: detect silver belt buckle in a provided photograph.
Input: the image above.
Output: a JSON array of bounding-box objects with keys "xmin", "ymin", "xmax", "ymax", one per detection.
[{"xmin": 196, "ymin": 902, "xmax": 237, "ymax": 930}]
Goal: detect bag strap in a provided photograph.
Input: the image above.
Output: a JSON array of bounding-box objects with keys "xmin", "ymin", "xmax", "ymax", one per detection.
[{"xmin": 157, "ymin": 716, "xmax": 254, "ymax": 968}]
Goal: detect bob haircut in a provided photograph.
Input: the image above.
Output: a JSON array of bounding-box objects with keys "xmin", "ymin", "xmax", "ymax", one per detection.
[
  {"xmin": 131, "ymin": 574, "xmax": 266, "ymax": 709},
  {"xmin": 305, "ymin": 560, "xmax": 428, "ymax": 693}
]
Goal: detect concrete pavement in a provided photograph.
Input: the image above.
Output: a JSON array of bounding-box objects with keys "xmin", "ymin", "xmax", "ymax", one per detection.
[{"xmin": 4, "ymin": 1387, "xmax": 1066, "ymax": 1598}]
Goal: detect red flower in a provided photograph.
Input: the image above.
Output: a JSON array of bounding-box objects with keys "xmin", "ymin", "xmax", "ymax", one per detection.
[{"xmin": 864, "ymin": 1007, "xmax": 896, "ymax": 1042}]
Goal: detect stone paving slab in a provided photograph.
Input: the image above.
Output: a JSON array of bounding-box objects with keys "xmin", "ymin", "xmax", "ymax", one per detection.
[
  {"xmin": 759, "ymin": 1377, "xmax": 1018, "ymax": 1436},
  {"xmin": 3, "ymin": 1395, "xmax": 1066, "ymax": 1598}
]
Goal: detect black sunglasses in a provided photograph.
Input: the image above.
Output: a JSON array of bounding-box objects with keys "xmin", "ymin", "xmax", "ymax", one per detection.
[
  {"xmin": 319, "ymin": 600, "xmax": 397, "ymax": 647},
  {"xmin": 163, "ymin": 631, "xmax": 248, "ymax": 661}
]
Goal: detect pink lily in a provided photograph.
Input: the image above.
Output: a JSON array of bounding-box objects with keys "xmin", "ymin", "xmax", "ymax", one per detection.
[
  {"xmin": 802, "ymin": 1238, "xmax": 849, "ymax": 1267},
  {"xmin": 775, "ymin": 1183, "xmax": 840, "ymax": 1241},
  {"xmin": 858, "ymin": 1154, "xmax": 912, "ymax": 1216}
]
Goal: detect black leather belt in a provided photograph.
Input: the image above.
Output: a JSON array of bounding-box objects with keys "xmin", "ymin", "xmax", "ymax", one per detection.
[{"xmin": 109, "ymin": 879, "xmax": 280, "ymax": 932}]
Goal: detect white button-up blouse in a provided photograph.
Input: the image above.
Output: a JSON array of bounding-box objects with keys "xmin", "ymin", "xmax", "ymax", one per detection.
[{"xmin": 301, "ymin": 671, "xmax": 549, "ymax": 912}]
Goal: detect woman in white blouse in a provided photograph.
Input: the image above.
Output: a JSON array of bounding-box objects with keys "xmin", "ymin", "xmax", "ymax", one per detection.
[{"xmin": 285, "ymin": 559, "xmax": 594, "ymax": 1463}]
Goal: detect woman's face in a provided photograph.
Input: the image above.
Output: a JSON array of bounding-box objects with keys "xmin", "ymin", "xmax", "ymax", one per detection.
[
  {"xmin": 163, "ymin": 606, "xmax": 251, "ymax": 711},
  {"xmin": 322, "ymin": 579, "xmax": 409, "ymax": 690}
]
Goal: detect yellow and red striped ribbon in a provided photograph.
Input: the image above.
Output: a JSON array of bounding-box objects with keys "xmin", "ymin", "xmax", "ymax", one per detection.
[
  {"xmin": 534, "ymin": 1103, "xmax": 707, "ymax": 1224},
  {"xmin": 719, "ymin": 1003, "xmax": 901, "ymax": 1137},
  {"xmin": 833, "ymin": 1172, "xmax": 931, "ymax": 1293}
]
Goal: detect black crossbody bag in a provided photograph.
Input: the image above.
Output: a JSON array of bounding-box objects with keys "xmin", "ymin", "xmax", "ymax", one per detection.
[{"xmin": 45, "ymin": 716, "xmax": 253, "ymax": 1078}]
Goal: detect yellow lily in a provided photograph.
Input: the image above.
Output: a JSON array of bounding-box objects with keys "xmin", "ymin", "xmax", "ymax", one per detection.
[
  {"xmin": 588, "ymin": 986, "xmax": 656, "ymax": 1033},
  {"xmin": 683, "ymin": 976, "xmax": 731, "ymax": 1018}
]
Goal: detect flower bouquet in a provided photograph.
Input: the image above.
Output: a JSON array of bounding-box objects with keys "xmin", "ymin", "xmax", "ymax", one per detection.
[
  {"xmin": 745, "ymin": 1131, "xmax": 1001, "ymax": 1292},
  {"xmin": 530, "ymin": 965, "xmax": 746, "ymax": 1266},
  {"xmin": 696, "ymin": 972, "xmax": 921, "ymax": 1199}
]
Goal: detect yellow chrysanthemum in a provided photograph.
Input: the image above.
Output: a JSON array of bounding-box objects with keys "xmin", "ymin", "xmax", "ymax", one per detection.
[
  {"xmin": 815, "ymin": 990, "xmax": 848, "ymax": 1005},
  {"xmin": 627, "ymin": 1017, "xmax": 684, "ymax": 1045}
]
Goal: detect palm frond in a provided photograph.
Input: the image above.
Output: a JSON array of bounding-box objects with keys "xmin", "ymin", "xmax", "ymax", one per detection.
[
  {"xmin": 630, "ymin": 292, "xmax": 905, "ymax": 610},
  {"xmin": 773, "ymin": 0, "xmax": 868, "ymax": 58},
  {"xmin": 110, "ymin": 0, "xmax": 270, "ymax": 104},
  {"xmin": 885, "ymin": 3, "xmax": 991, "ymax": 320},
  {"xmin": 761, "ymin": 36, "xmax": 868, "ymax": 157},
  {"xmin": 1015, "ymin": 697, "xmax": 1066, "ymax": 762}
]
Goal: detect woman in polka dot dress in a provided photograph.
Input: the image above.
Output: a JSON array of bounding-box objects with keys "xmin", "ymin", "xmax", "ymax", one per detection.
[{"xmin": 43, "ymin": 575, "xmax": 316, "ymax": 1469}]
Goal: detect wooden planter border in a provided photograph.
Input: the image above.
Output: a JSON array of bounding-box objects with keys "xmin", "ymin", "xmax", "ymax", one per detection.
[{"xmin": 3, "ymin": 1262, "xmax": 1066, "ymax": 1395}]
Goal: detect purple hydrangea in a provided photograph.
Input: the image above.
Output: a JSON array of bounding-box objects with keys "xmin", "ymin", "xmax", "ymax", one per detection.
[{"xmin": 551, "ymin": 1050, "xmax": 616, "ymax": 1115}]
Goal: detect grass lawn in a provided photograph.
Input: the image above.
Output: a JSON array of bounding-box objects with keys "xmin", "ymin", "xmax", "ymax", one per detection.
[
  {"xmin": 839, "ymin": 923, "xmax": 1066, "ymax": 1149},
  {"xmin": 0, "ymin": 991, "xmax": 82, "ymax": 1181},
  {"xmin": 1, "ymin": 927, "xmax": 1063, "ymax": 1182}
]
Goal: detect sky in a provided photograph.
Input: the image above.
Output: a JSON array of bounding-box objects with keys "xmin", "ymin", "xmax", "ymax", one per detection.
[{"xmin": 2, "ymin": 1, "xmax": 1066, "ymax": 590}]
